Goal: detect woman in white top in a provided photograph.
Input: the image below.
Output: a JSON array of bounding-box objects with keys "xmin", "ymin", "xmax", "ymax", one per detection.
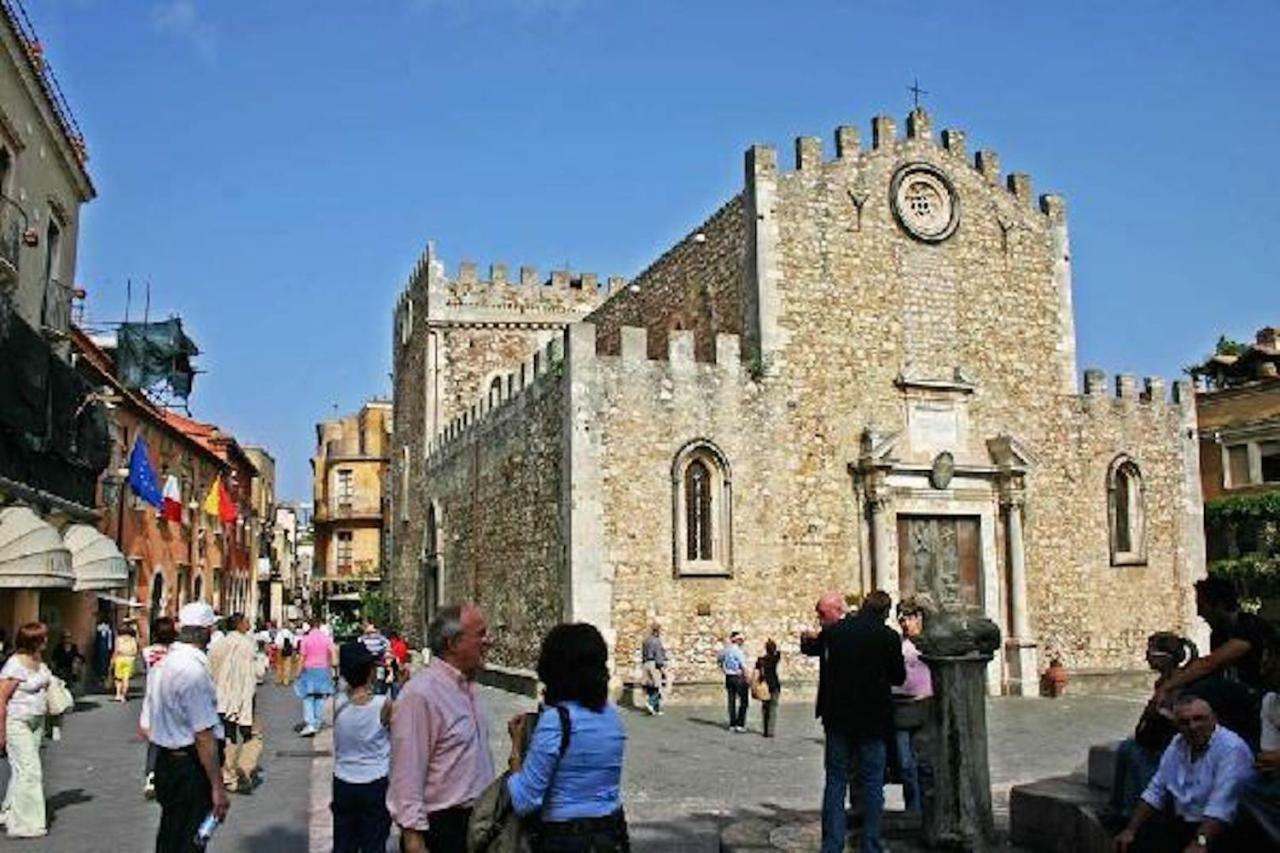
[
  {"xmin": 0, "ymin": 622, "xmax": 52, "ymax": 839},
  {"xmin": 331, "ymin": 641, "xmax": 393, "ymax": 853}
]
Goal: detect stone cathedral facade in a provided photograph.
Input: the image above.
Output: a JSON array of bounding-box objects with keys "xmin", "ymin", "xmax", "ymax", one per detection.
[{"xmin": 388, "ymin": 108, "xmax": 1205, "ymax": 696}]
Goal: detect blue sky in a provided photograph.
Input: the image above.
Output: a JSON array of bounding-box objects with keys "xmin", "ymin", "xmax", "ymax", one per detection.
[{"xmin": 32, "ymin": 0, "xmax": 1280, "ymax": 500}]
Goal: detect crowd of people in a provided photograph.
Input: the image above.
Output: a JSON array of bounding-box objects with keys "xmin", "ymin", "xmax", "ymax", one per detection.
[{"xmin": 0, "ymin": 579, "xmax": 1275, "ymax": 852}]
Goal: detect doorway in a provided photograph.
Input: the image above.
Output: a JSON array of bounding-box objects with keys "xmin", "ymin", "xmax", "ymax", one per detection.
[{"xmin": 896, "ymin": 515, "xmax": 981, "ymax": 609}]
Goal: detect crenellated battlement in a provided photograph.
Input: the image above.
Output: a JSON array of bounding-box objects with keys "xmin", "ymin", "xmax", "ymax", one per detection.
[
  {"xmin": 1080, "ymin": 368, "xmax": 1193, "ymax": 411},
  {"xmin": 753, "ymin": 107, "xmax": 1062, "ymax": 218},
  {"xmin": 426, "ymin": 322, "xmax": 747, "ymax": 462}
]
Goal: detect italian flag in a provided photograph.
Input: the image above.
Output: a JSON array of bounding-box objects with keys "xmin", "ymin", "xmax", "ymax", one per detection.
[
  {"xmin": 202, "ymin": 476, "xmax": 238, "ymax": 524},
  {"xmin": 161, "ymin": 475, "xmax": 183, "ymax": 522}
]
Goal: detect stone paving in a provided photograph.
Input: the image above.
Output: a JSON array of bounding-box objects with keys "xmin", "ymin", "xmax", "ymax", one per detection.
[{"xmin": 0, "ymin": 680, "xmax": 1143, "ymax": 852}]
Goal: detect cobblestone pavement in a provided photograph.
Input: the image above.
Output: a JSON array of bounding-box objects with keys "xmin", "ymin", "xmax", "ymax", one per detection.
[{"xmin": 0, "ymin": 680, "xmax": 1142, "ymax": 852}]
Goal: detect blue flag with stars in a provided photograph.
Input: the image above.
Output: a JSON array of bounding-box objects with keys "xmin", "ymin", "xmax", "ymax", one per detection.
[{"xmin": 127, "ymin": 436, "xmax": 164, "ymax": 509}]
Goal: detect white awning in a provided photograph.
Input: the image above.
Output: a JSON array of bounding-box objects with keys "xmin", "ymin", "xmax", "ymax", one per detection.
[
  {"xmin": 95, "ymin": 592, "xmax": 145, "ymax": 608},
  {"xmin": 62, "ymin": 523, "xmax": 129, "ymax": 592},
  {"xmin": 0, "ymin": 506, "xmax": 74, "ymax": 590}
]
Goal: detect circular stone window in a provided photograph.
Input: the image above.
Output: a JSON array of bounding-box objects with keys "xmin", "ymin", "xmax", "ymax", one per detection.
[{"xmin": 890, "ymin": 163, "xmax": 960, "ymax": 243}]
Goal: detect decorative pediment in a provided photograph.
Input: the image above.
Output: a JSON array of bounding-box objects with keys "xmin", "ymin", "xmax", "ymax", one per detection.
[
  {"xmin": 859, "ymin": 427, "xmax": 900, "ymax": 463},
  {"xmin": 986, "ymin": 433, "xmax": 1037, "ymax": 471}
]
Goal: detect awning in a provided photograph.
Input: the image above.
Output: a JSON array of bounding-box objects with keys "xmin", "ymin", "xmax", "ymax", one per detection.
[
  {"xmin": 0, "ymin": 506, "xmax": 74, "ymax": 589},
  {"xmin": 95, "ymin": 592, "xmax": 144, "ymax": 608},
  {"xmin": 62, "ymin": 523, "xmax": 129, "ymax": 592}
]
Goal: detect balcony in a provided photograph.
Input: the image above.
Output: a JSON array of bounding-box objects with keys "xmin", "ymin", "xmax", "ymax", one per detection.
[
  {"xmin": 314, "ymin": 498, "xmax": 382, "ymax": 524},
  {"xmin": 41, "ymin": 278, "xmax": 74, "ymax": 338}
]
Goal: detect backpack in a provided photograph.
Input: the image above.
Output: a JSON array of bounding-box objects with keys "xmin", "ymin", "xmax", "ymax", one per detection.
[
  {"xmin": 282, "ymin": 636, "xmax": 294, "ymax": 656},
  {"xmin": 467, "ymin": 705, "xmax": 571, "ymax": 853}
]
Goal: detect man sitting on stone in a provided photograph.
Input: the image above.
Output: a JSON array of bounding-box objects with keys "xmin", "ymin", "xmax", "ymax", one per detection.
[{"xmin": 1114, "ymin": 694, "xmax": 1254, "ymax": 852}]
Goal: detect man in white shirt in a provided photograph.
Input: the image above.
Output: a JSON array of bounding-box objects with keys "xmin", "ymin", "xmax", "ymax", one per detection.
[
  {"xmin": 1115, "ymin": 694, "xmax": 1254, "ymax": 852},
  {"xmin": 208, "ymin": 613, "xmax": 263, "ymax": 793},
  {"xmin": 150, "ymin": 601, "xmax": 230, "ymax": 852}
]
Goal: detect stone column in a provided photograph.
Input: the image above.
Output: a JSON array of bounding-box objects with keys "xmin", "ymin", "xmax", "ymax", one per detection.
[
  {"xmin": 920, "ymin": 612, "xmax": 1001, "ymax": 851},
  {"xmin": 868, "ymin": 492, "xmax": 896, "ymax": 595},
  {"xmin": 1002, "ymin": 494, "xmax": 1038, "ymax": 696}
]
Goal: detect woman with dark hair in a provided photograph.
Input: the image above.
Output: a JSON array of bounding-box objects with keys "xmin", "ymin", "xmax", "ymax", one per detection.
[
  {"xmin": 331, "ymin": 642, "xmax": 393, "ymax": 853},
  {"xmin": 0, "ymin": 622, "xmax": 52, "ymax": 838},
  {"xmin": 507, "ymin": 622, "xmax": 629, "ymax": 852},
  {"xmin": 754, "ymin": 639, "xmax": 782, "ymax": 738},
  {"xmin": 1106, "ymin": 631, "xmax": 1197, "ymax": 822}
]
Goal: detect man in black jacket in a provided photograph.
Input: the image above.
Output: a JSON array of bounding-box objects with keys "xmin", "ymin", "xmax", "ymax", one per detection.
[{"xmin": 801, "ymin": 590, "xmax": 906, "ymax": 853}]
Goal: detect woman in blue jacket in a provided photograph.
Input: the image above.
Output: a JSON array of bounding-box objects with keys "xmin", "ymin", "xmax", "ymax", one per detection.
[{"xmin": 507, "ymin": 622, "xmax": 629, "ymax": 852}]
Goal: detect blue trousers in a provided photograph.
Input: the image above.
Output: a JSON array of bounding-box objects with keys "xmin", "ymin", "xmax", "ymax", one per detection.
[
  {"xmin": 303, "ymin": 694, "xmax": 326, "ymax": 730},
  {"xmin": 822, "ymin": 729, "xmax": 887, "ymax": 853},
  {"xmin": 894, "ymin": 729, "xmax": 922, "ymax": 814}
]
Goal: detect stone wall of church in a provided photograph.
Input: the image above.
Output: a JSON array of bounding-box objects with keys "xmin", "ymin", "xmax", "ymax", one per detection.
[
  {"xmin": 418, "ymin": 338, "xmax": 569, "ymax": 669},
  {"xmin": 585, "ymin": 195, "xmax": 747, "ymax": 363},
  {"xmin": 1025, "ymin": 378, "xmax": 1204, "ymax": 671}
]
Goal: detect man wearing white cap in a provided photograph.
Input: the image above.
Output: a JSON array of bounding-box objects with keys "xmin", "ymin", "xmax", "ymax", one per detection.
[{"xmin": 149, "ymin": 601, "xmax": 230, "ymax": 852}]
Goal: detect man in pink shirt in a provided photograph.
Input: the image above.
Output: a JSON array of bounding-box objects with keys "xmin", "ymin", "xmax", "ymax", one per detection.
[{"xmin": 388, "ymin": 603, "xmax": 495, "ymax": 852}]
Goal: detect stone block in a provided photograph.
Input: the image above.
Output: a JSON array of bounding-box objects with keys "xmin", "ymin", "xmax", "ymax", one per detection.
[{"xmin": 1009, "ymin": 775, "xmax": 1111, "ymax": 853}]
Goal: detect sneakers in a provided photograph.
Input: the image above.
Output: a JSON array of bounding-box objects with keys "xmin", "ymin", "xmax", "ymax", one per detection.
[
  {"xmin": 299, "ymin": 725, "xmax": 317, "ymax": 737},
  {"xmin": 644, "ymin": 705, "xmax": 655, "ymax": 716}
]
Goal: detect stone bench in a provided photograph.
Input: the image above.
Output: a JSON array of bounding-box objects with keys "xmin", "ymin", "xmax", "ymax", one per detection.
[{"xmin": 1008, "ymin": 741, "xmax": 1121, "ymax": 853}]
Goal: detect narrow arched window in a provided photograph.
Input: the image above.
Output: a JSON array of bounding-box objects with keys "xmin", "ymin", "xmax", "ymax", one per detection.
[
  {"xmin": 423, "ymin": 503, "xmax": 441, "ymax": 622},
  {"xmin": 1108, "ymin": 455, "xmax": 1146, "ymax": 566},
  {"xmin": 685, "ymin": 459, "xmax": 713, "ymax": 560},
  {"xmin": 672, "ymin": 440, "xmax": 732, "ymax": 576}
]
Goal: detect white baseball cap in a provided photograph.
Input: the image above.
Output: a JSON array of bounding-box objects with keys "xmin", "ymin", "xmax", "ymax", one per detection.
[{"xmin": 178, "ymin": 601, "xmax": 217, "ymax": 628}]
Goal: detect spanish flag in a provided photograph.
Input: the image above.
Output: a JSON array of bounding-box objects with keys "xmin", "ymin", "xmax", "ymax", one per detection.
[{"xmin": 202, "ymin": 476, "xmax": 238, "ymax": 524}]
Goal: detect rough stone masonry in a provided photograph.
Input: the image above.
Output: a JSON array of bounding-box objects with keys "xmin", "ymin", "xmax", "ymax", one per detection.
[{"xmin": 388, "ymin": 107, "xmax": 1205, "ymax": 697}]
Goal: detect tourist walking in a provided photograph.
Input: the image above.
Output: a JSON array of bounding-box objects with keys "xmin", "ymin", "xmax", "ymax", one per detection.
[
  {"xmin": 1114, "ymin": 694, "xmax": 1254, "ymax": 852},
  {"xmin": 296, "ymin": 616, "xmax": 336, "ymax": 737},
  {"xmin": 717, "ymin": 631, "xmax": 749, "ymax": 732},
  {"xmin": 641, "ymin": 623, "xmax": 669, "ymax": 715},
  {"xmin": 148, "ymin": 601, "xmax": 230, "ymax": 852},
  {"xmin": 274, "ymin": 623, "xmax": 296, "ymax": 685},
  {"xmin": 113, "ymin": 621, "xmax": 139, "ymax": 702},
  {"xmin": 507, "ymin": 622, "xmax": 630, "ymax": 851},
  {"xmin": 358, "ymin": 621, "xmax": 390, "ymax": 694},
  {"xmin": 330, "ymin": 642, "xmax": 393, "ymax": 853},
  {"xmin": 801, "ymin": 590, "xmax": 905, "ymax": 853},
  {"xmin": 140, "ymin": 615, "xmax": 177, "ymax": 799},
  {"xmin": 0, "ymin": 622, "xmax": 52, "ymax": 839},
  {"xmin": 891, "ymin": 597, "xmax": 933, "ymax": 815},
  {"xmin": 754, "ymin": 639, "xmax": 782, "ymax": 738},
  {"xmin": 208, "ymin": 613, "xmax": 264, "ymax": 793},
  {"xmin": 388, "ymin": 603, "xmax": 495, "ymax": 853}
]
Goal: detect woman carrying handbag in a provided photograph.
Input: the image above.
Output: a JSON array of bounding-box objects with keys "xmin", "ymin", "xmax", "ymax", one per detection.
[
  {"xmin": 752, "ymin": 640, "xmax": 782, "ymax": 738},
  {"xmin": 505, "ymin": 623, "xmax": 630, "ymax": 852}
]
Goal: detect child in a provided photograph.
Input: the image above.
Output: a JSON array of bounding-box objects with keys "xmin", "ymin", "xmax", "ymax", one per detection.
[{"xmin": 330, "ymin": 642, "xmax": 393, "ymax": 853}]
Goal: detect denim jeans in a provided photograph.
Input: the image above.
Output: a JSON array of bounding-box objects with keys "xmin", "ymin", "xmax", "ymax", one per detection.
[
  {"xmin": 894, "ymin": 729, "xmax": 922, "ymax": 814},
  {"xmin": 822, "ymin": 729, "xmax": 887, "ymax": 853},
  {"xmin": 725, "ymin": 675, "xmax": 748, "ymax": 728},
  {"xmin": 303, "ymin": 694, "xmax": 326, "ymax": 730}
]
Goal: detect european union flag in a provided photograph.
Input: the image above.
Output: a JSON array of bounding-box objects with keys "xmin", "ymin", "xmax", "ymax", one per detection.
[{"xmin": 127, "ymin": 436, "xmax": 164, "ymax": 509}]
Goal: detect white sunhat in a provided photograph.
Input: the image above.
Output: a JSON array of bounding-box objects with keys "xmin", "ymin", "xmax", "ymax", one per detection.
[{"xmin": 178, "ymin": 600, "xmax": 218, "ymax": 629}]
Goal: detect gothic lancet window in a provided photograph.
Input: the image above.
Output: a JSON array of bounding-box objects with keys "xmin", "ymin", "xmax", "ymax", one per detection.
[
  {"xmin": 1108, "ymin": 455, "xmax": 1147, "ymax": 566},
  {"xmin": 672, "ymin": 440, "xmax": 732, "ymax": 576}
]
